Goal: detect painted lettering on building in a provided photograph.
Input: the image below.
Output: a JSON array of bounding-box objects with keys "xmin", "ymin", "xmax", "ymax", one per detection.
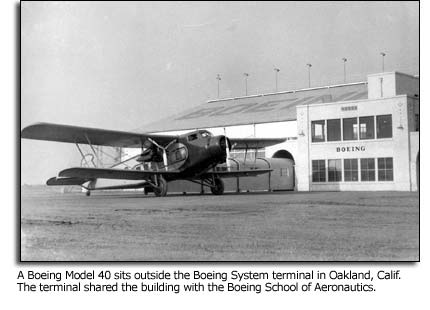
[
  {"xmin": 336, "ymin": 146, "xmax": 366, "ymax": 152},
  {"xmin": 341, "ymin": 105, "xmax": 357, "ymax": 111}
]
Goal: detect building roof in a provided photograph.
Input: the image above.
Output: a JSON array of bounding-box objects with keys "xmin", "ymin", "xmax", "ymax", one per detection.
[{"xmin": 138, "ymin": 82, "xmax": 368, "ymax": 133}]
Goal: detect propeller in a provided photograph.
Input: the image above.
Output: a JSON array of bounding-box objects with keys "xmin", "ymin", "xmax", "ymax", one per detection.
[
  {"xmin": 222, "ymin": 129, "xmax": 231, "ymax": 171},
  {"xmin": 225, "ymin": 138, "xmax": 231, "ymax": 171},
  {"xmin": 148, "ymin": 138, "xmax": 177, "ymax": 171}
]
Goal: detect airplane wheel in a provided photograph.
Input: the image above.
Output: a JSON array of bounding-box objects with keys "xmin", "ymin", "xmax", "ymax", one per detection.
[
  {"xmin": 211, "ymin": 178, "xmax": 224, "ymax": 195},
  {"xmin": 85, "ymin": 191, "xmax": 91, "ymax": 197},
  {"xmin": 154, "ymin": 177, "xmax": 168, "ymax": 197}
]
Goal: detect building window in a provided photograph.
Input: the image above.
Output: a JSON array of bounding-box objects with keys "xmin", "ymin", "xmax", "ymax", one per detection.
[
  {"xmin": 231, "ymin": 149, "xmax": 265, "ymax": 161},
  {"xmin": 376, "ymin": 115, "xmax": 392, "ymax": 138},
  {"xmin": 312, "ymin": 160, "xmax": 326, "ymax": 182},
  {"xmin": 359, "ymin": 116, "xmax": 375, "ymax": 140},
  {"xmin": 415, "ymin": 114, "xmax": 419, "ymax": 131},
  {"xmin": 378, "ymin": 157, "xmax": 393, "ymax": 181},
  {"xmin": 328, "ymin": 159, "xmax": 342, "ymax": 182},
  {"xmin": 360, "ymin": 158, "xmax": 375, "ymax": 181},
  {"xmin": 280, "ymin": 168, "xmax": 289, "ymax": 177},
  {"xmin": 343, "ymin": 118, "xmax": 358, "ymax": 140},
  {"xmin": 311, "ymin": 120, "xmax": 325, "ymax": 142},
  {"xmin": 327, "ymin": 119, "xmax": 341, "ymax": 141},
  {"xmin": 344, "ymin": 159, "xmax": 358, "ymax": 181}
]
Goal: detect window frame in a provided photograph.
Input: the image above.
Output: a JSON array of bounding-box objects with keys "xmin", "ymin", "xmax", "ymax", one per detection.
[
  {"xmin": 344, "ymin": 158, "xmax": 359, "ymax": 182},
  {"xmin": 327, "ymin": 119, "xmax": 341, "ymax": 142},
  {"xmin": 343, "ymin": 117, "xmax": 358, "ymax": 141},
  {"xmin": 312, "ymin": 160, "xmax": 326, "ymax": 182},
  {"xmin": 311, "ymin": 120, "xmax": 326, "ymax": 143},
  {"xmin": 376, "ymin": 114, "xmax": 393, "ymax": 139},
  {"xmin": 378, "ymin": 157, "xmax": 394, "ymax": 181},
  {"xmin": 415, "ymin": 114, "xmax": 419, "ymax": 131},
  {"xmin": 360, "ymin": 158, "xmax": 375, "ymax": 181},
  {"xmin": 359, "ymin": 116, "xmax": 375, "ymax": 140},
  {"xmin": 328, "ymin": 159, "xmax": 342, "ymax": 182}
]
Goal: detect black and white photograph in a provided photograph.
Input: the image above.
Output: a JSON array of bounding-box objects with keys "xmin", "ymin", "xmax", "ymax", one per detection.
[{"xmin": 20, "ymin": 1, "xmax": 419, "ymax": 262}]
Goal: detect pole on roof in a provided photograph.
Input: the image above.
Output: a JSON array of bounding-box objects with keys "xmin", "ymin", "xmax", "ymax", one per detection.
[
  {"xmin": 342, "ymin": 58, "xmax": 347, "ymax": 83},
  {"xmin": 306, "ymin": 63, "xmax": 312, "ymax": 88},
  {"xmin": 244, "ymin": 72, "xmax": 249, "ymax": 96},
  {"xmin": 274, "ymin": 68, "xmax": 280, "ymax": 92},
  {"xmin": 380, "ymin": 52, "xmax": 386, "ymax": 72},
  {"xmin": 216, "ymin": 74, "xmax": 221, "ymax": 98}
]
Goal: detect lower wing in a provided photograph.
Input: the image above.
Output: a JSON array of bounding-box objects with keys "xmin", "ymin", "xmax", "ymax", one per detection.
[
  {"xmin": 201, "ymin": 168, "xmax": 272, "ymax": 179},
  {"xmin": 46, "ymin": 167, "xmax": 270, "ymax": 186},
  {"xmin": 48, "ymin": 167, "xmax": 179, "ymax": 184},
  {"xmin": 47, "ymin": 176, "xmax": 89, "ymax": 186}
]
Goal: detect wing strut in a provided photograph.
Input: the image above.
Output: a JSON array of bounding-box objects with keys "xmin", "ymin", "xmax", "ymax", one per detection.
[
  {"xmin": 75, "ymin": 143, "xmax": 96, "ymax": 168},
  {"xmin": 84, "ymin": 133, "xmax": 101, "ymax": 167}
]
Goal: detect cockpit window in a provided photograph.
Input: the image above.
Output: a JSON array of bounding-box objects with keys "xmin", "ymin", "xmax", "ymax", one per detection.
[
  {"xmin": 200, "ymin": 131, "xmax": 212, "ymax": 138},
  {"xmin": 188, "ymin": 134, "xmax": 198, "ymax": 141}
]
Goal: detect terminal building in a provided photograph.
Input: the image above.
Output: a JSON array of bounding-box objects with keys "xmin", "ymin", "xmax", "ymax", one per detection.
[{"xmin": 132, "ymin": 71, "xmax": 419, "ymax": 192}]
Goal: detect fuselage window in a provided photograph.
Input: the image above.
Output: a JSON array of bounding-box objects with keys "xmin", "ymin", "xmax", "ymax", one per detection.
[
  {"xmin": 188, "ymin": 134, "xmax": 198, "ymax": 141},
  {"xmin": 200, "ymin": 131, "xmax": 212, "ymax": 138}
]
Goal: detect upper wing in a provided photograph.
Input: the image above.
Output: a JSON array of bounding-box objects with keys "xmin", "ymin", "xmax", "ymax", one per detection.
[
  {"xmin": 202, "ymin": 168, "xmax": 272, "ymax": 179},
  {"xmin": 229, "ymin": 137, "xmax": 286, "ymax": 149},
  {"xmin": 21, "ymin": 123, "xmax": 178, "ymax": 148},
  {"xmin": 58, "ymin": 167, "xmax": 180, "ymax": 180}
]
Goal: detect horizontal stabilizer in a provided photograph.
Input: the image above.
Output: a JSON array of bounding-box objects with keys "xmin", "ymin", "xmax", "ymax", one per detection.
[
  {"xmin": 46, "ymin": 176, "xmax": 88, "ymax": 186},
  {"xmin": 59, "ymin": 167, "xmax": 180, "ymax": 180}
]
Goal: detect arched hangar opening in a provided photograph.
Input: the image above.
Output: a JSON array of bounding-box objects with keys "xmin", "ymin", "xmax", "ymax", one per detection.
[
  {"xmin": 269, "ymin": 149, "xmax": 295, "ymax": 190},
  {"xmin": 272, "ymin": 149, "xmax": 295, "ymax": 164}
]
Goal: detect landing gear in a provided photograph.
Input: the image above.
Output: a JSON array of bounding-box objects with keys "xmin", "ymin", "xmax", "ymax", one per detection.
[
  {"xmin": 210, "ymin": 177, "xmax": 224, "ymax": 195},
  {"xmin": 85, "ymin": 190, "xmax": 91, "ymax": 197},
  {"xmin": 189, "ymin": 176, "xmax": 225, "ymax": 195},
  {"xmin": 153, "ymin": 176, "xmax": 168, "ymax": 197}
]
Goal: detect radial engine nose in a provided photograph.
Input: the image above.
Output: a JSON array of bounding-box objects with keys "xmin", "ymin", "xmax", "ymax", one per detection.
[
  {"xmin": 215, "ymin": 135, "xmax": 231, "ymax": 156},
  {"xmin": 219, "ymin": 135, "xmax": 227, "ymax": 150},
  {"xmin": 208, "ymin": 135, "xmax": 230, "ymax": 156}
]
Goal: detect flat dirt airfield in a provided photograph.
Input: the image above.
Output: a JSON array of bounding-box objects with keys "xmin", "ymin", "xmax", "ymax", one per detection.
[{"xmin": 21, "ymin": 187, "xmax": 419, "ymax": 261}]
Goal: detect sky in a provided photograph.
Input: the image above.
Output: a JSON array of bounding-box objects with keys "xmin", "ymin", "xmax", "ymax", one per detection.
[{"xmin": 21, "ymin": 1, "xmax": 419, "ymax": 184}]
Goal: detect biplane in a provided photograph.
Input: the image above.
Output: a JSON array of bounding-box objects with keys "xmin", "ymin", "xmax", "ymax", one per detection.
[{"xmin": 21, "ymin": 123, "xmax": 286, "ymax": 196}]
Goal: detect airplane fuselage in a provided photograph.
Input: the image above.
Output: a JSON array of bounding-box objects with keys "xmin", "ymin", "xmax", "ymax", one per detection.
[{"xmin": 161, "ymin": 130, "xmax": 228, "ymax": 180}]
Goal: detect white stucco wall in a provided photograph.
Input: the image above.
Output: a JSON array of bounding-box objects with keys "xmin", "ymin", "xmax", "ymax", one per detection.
[{"xmin": 296, "ymin": 95, "xmax": 416, "ymax": 191}]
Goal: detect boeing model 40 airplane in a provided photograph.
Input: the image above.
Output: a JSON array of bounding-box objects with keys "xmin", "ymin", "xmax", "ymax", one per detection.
[{"xmin": 21, "ymin": 123, "xmax": 286, "ymax": 197}]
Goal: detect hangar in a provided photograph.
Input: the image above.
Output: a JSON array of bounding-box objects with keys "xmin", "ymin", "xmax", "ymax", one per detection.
[{"xmin": 129, "ymin": 71, "xmax": 419, "ymax": 192}]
